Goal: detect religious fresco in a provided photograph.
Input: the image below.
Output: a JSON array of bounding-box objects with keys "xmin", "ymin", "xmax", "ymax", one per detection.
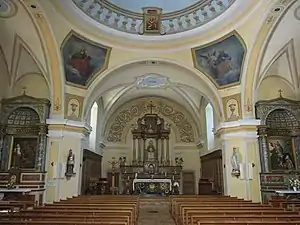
[
  {"xmin": 267, "ymin": 138, "xmax": 295, "ymax": 171},
  {"xmin": 192, "ymin": 33, "xmax": 246, "ymax": 88},
  {"xmin": 61, "ymin": 32, "xmax": 111, "ymax": 87},
  {"xmin": 222, "ymin": 93, "xmax": 242, "ymax": 122},
  {"xmin": 10, "ymin": 137, "xmax": 38, "ymax": 169}
]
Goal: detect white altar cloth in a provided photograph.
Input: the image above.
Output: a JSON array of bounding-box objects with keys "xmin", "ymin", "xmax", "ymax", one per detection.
[
  {"xmin": 133, "ymin": 178, "xmax": 172, "ymax": 191},
  {"xmin": 275, "ymin": 190, "xmax": 300, "ymax": 195}
]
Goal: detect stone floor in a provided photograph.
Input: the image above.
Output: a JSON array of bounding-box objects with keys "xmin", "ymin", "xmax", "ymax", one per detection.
[{"xmin": 138, "ymin": 197, "xmax": 175, "ymax": 225}]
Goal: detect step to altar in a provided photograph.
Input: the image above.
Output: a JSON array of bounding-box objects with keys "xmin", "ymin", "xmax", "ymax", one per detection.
[{"xmin": 138, "ymin": 196, "xmax": 175, "ymax": 225}]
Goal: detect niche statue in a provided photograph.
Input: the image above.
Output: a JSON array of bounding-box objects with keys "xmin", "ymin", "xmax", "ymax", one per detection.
[
  {"xmin": 231, "ymin": 147, "xmax": 240, "ymax": 177},
  {"xmin": 65, "ymin": 149, "xmax": 76, "ymax": 178}
]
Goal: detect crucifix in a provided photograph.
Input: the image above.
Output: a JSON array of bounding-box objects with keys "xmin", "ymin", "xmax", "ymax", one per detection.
[
  {"xmin": 21, "ymin": 87, "xmax": 27, "ymax": 95},
  {"xmin": 278, "ymin": 89, "xmax": 283, "ymax": 98},
  {"xmin": 147, "ymin": 101, "xmax": 156, "ymax": 114}
]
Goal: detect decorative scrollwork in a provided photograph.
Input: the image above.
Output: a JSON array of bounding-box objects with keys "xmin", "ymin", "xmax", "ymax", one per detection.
[{"xmin": 106, "ymin": 99, "xmax": 195, "ymax": 143}]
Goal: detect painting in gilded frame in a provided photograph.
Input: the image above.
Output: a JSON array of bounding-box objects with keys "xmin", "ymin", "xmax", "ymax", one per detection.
[
  {"xmin": 143, "ymin": 11, "xmax": 161, "ymax": 33},
  {"xmin": 267, "ymin": 138, "xmax": 296, "ymax": 171},
  {"xmin": 9, "ymin": 137, "xmax": 38, "ymax": 169},
  {"xmin": 192, "ymin": 32, "xmax": 246, "ymax": 88},
  {"xmin": 61, "ymin": 31, "xmax": 111, "ymax": 88}
]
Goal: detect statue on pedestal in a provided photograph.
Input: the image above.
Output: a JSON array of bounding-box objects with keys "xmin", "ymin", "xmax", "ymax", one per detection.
[
  {"xmin": 231, "ymin": 147, "xmax": 240, "ymax": 177},
  {"xmin": 65, "ymin": 149, "xmax": 76, "ymax": 177},
  {"xmin": 12, "ymin": 144, "xmax": 22, "ymax": 168},
  {"xmin": 146, "ymin": 140, "xmax": 155, "ymax": 161}
]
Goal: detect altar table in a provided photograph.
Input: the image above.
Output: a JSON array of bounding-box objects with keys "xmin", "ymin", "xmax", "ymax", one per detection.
[
  {"xmin": 133, "ymin": 178, "xmax": 172, "ymax": 191},
  {"xmin": 275, "ymin": 190, "xmax": 300, "ymax": 200}
]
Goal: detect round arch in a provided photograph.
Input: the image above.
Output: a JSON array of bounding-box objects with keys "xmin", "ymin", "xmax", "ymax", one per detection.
[
  {"xmin": 83, "ymin": 58, "xmax": 224, "ymax": 123},
  {"xmin": 242, "ymin": 0, "xmax": 298, "ymax": 116}
]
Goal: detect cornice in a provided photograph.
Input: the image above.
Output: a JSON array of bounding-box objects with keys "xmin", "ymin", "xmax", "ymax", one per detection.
[
  {"xmin": 46, "ymin": 118, "xmax": 91, "ymax": 136},
  {"xmin": 215, "ymin": 119, "xmax": 261, "ymax": 138}
]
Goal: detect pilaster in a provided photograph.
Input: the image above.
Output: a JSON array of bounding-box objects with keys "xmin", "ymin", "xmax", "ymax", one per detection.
[
  {"xmin": 44, "ymin": 119, "xmax": 89, "ymax": 203},
  {"xmin": 216, "ymin": 119, "xmax": 261, "ymax": 202}
]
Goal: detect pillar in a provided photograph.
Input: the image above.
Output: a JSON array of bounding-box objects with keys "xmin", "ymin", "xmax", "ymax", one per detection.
[
  {"xmin": 257, "ymin": 125, "xmax": 269, "ymax": 173},
  {"xmin": 217, "ymin": 119, "xmax": 261, "ymax": 202},
  {"xmin": 161, "ymin": 138, "xmax": 165, "ymax": 163},
  {"xmin": 132, "ymin": 138, "xmax": 137, "ymax": 164},
  {"xmin": 138, "ymin": 138, "xmax": 142, "ymax": 163},
  {"xmin": 44, "ymin": 119, "xmax": 89, "ymax": 203},
  {"xmin": 291, "ymin": 127, "xmax": 300, "ymax": 168},
  {"xmin": 166, "ymin": 137, "xmax": 170, "ymax": 164}
]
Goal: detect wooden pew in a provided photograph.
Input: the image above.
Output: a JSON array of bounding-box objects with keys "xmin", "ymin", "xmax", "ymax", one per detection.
[
  {"xmin": 170, "ymin": 195, "xmax": 300, "ymax": 225},
  {"xmin": 0, "ymin": 195, "xmax": 139, "ymax": 225}
]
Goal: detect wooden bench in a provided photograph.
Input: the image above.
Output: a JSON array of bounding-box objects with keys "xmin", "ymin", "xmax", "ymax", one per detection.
[
  {"xmin": 0, "ymin": 195, "xmax": 139, "ymax": 225},
  {"xmin": 170, "ymin": 196, "xmax": 300, "ymax": 225}
]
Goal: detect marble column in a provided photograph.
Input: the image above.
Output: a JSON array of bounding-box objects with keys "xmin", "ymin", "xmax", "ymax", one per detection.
[
  {"xmin": 0, "ymin": 125, "xmax": 5, "ymax": 169},
  {"xmin": 132, "ymin": 138, "xmax": 137, "ymax": 164},
  {"xmin": 257, "ymin": 125, "xmax": 269, "ymax": 173},
  {"xmin": 160, "ymin": 138, "xmax": 165, "ymax": 163},
  {"xmin": 291, "ymin": 127, "xmax": 300, "ymax": 169},
  {"xmin": 36, "ymin": 125, "xmax": 47, "ymax": 171},
  {"xmin": 166, "ymin": 137, "xmax": 170, "ymax": 164},
  {"xmin": 138, "ymin": 138, "xmax": 142, "ymax": 163}
]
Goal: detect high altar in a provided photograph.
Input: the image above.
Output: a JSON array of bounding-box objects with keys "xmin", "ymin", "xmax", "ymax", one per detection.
[{"xmin": 118, "ymin": 103, "xmax": 182, "ymax": 195}]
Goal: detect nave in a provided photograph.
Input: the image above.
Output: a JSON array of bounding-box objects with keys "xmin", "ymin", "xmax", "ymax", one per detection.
[{"xmin": 1, "ymin": 195, "xmax": 300, "ymax": 225}]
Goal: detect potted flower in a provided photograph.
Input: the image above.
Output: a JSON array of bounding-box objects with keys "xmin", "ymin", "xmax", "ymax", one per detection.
[{"xmin": 288, "ymin": 177, "xmax": 300, "ymax": 191}]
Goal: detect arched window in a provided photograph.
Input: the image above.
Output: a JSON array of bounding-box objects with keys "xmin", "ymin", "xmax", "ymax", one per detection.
[
  {"xmin": 205, "ymin": 103, "xmax": 214, "ymax": 150},
  {"xmin": 89, "ymin": 102, "xmax": 98, "ymax": 151}
]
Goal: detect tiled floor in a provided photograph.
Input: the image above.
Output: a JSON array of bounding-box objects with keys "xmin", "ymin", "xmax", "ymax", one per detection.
[{"xmin": 138, "ymin": 197, "xmax": 175, "ymax": 225}]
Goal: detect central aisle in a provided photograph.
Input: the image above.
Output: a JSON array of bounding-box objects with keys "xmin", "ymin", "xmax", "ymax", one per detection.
[{"xmin": 138, "ymin": 197, "xmax": 176, "ymax": 225}]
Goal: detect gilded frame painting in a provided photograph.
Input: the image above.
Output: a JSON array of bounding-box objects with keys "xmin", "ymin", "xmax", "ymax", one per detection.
[
  {"xmin": 143, "ymin": 11, "xmax": 161, "ymax": 34},
  {"xmin": 267, "ymin": 137, "xmax": 296, "ymax": 171},
  {"xmin": 61, "ymin": 31, "xmax": 111, "ymax": 88},
  {"xmin": 191, "ymin": 31, "xmax": 246, "ymax": 89},
  {"xmin": 9, "ymin": 136, "xmax": 38, "ymax": 170}
]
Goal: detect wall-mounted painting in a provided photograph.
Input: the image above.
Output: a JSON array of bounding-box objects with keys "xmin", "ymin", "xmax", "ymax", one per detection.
[
  {"xmin": 192, "ymin": 32, "xmax": 246, "ymax": 88},
  {"xmin": 9, "ymin": 137, "xmax": 38, "ymax": 169},
  {"xmin": 61, "ymin": 31, "xmax": 111, "ymax": 87},
  {"xmin": 267, "ymin": 138, "xmax": 295, "ymax": 171}
]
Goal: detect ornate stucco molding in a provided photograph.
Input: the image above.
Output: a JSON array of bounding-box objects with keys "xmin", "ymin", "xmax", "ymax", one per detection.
[
  {"xmin": 104, "ymin": 98, "xmax": 197, "ymax": 144},
  {"xmin": 72, "ymin": 0, "xmax": 235, "ymax": 35}
]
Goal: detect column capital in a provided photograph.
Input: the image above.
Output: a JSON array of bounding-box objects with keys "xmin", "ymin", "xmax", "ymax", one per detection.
[
  {"xmin": 215, "ymin": 119, "xmax": 260, "ymax": 139},
  {"xmin": 47, "ymin": 119, "xmax": 90, "ymax": 139}
]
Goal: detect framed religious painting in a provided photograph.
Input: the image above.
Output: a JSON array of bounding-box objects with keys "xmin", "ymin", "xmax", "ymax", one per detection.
[
  {"xmin": 9, "ymin": 137, "xmax": 38, "ymax": 170},
  {"xmin": 143, "ymin": 9, "xmax": 162, "ymax": 34},
  {"xmin": 267, "ymin": 137, "xmax": 296, "ymax": 171}
]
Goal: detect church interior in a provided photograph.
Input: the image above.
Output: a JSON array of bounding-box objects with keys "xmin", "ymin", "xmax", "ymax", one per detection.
[{"xmin": 0, "ymin": 0, "xmax": 300, "ymax": 224}]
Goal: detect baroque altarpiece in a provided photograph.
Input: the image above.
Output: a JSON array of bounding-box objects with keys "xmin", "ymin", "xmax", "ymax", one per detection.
[
  {"xmin": 118, "ymin": 103, "xmax": 182, "ymax": 195},
  {"xmin": 0, "ymin": 94, "xmax": 50, "ymax": 202},
  {"xmin": 255, "ymin": 95, "xmax": 300, "ymax": 203}
]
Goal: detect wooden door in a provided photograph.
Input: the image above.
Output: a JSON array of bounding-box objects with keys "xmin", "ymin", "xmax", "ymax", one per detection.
[{"xmin": 182, "ymin": 171, "xmax": 195, "ymax": 194}]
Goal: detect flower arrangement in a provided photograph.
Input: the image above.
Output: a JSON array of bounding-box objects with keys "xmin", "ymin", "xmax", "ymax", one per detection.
[
  {"xmin": 6, "ymin": 174, "xmax": 17, "ymax": 189},
  {"xmin": 288, "ymin": 177, "xmax": 300, "ymax": 190}
]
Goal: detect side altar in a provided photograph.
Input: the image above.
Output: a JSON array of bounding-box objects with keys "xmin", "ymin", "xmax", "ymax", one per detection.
[{"xmin": 116, "ymin": 103, "xmax": 183, "ymax": 195}]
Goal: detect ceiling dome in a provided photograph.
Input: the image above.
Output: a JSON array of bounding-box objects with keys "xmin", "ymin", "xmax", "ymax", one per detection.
[
  {"xmin": 107, "ymin": 0, "xmax": 202, "ymax": 13},
  {"xmin": 72, "ymin": 0, "xmax": 235, "ymax": 35}
]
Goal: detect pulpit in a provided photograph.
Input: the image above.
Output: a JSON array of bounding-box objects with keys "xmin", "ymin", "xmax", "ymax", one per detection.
[{"xmin": 119, "ymin": 102, "xmax": 182, "ymax": 195}]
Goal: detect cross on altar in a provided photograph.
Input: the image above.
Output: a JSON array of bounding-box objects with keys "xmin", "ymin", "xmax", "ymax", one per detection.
[
  {"xmin": 22, "ymin": 87, "xmax": 27, "ymax": 95},
  {"xmin": 147, "ymin": 101, "xmax": 156, "ymax": 114},
  {"xmin": 278, "ymin": 89, "xmax": 283, "ymax": 97}
]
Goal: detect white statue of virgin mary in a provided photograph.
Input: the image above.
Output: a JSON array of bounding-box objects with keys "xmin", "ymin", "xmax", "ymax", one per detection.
[{"xmin": 231, "ymin": 147, "xmax": 240, "ymax": 172}]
